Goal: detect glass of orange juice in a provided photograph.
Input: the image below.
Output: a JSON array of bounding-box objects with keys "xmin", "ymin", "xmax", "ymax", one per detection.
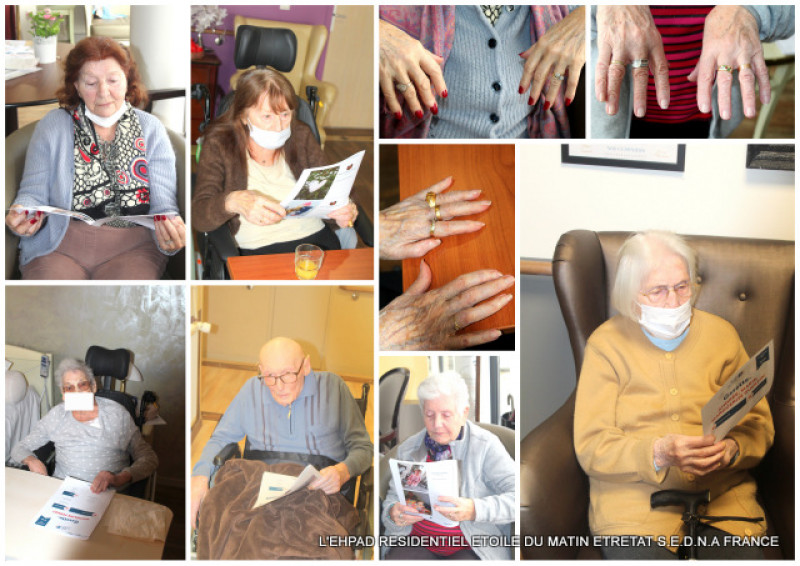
[{"xmin": 295, "ymin": 244, "xmax": 324, "ymax": 280}]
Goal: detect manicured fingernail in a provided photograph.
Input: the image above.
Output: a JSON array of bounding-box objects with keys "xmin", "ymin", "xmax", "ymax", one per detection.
[
  {"xmin": 635, "ymin": 107, "xmax": 645, "ymax": 117},
  {"xmin": 659, "ymin": 98, "xmax": 668, "ymax": 109},
  {"xmin": 543, "ymin": 101, "xmax": 551, "ymax": 111},
  {"xmin": 518, "ymin": 52, "xmax": 526, "ymax": 57},
  {"xmin": 30, "ymin": 219, "xmax": 37, "ymax": 224},
  {"xmin": 565, "ymin": 97, "xmax": 572, "ymax": 106},
  {"xmin": 24, "ymin": 210, "xmax": 29, "ymax": 215},
  {"xmin": 528, "ymin": 96, "xmax": 534, "ymax": 106},
  {"xmin": 36, "ymin": 211, "xmax": 42, "ymax": 217},
  {"xmin": 394, "ymin": 111, "xmax": 402, "ymax": 120},
  {"xmin": 518, "ymin": 86, "xmax": 524, "ymax": 94},
  {"xmin": 441, "ymin": 90, "xmax": 448, "ymax": 98},
  {"xmin": 415, "ymin": 110, "xmax": 424, "ymax": 119},
  {"xmin": 699, "ymin": 103, "xmax": 710, "ymax": 113},
  {"xmin": 721, "ymin": 110, "xmax": 730, "ymax": 120},
  {"xmin": 431, "ymin": 103, "xmax": 438, "ymax": 115}
]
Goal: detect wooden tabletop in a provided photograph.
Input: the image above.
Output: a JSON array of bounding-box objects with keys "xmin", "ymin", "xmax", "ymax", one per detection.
[
  {"xmin": 398, "ymin": 144, "xmax": 515, "ymax": 333},
  {"xmin": 227, "ymin": 247, "xmax": 374, "ymax": 280},
  {"xmin": 6, "ymin": 42, "xmax": 73, "ymax": 108},
  {"xmin": 5, "ymin": 468, "xmax": 172, "ymax": 560}
]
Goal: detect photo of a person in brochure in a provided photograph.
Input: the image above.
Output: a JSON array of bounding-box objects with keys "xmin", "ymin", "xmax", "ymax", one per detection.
[{"xmin": 404, "ymin": 490, "xmax": 432, "ymax": 515}]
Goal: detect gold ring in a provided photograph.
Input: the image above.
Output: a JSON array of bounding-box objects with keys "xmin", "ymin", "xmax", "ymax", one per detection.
[
  {"xmin": 610, "ymin": 59, "xmax": 626, "ymax": 66},
  {"xmin": 347, "ymin": 221, "xmax": 354, "ymax": 228},
  {"xmin": 717, "ymin": 65, "xmax": 733, "ymax": 73},
  {"xmin": 425, "ymin": 192, "xmax": 436, "ymax": 208},
  {"xmin": 434, "ymin": 205, "xmax": 442, "ymax": 221},
  {"xmin": 739, "ymin": 63, "xmax": 752, "ymax": 71},
  {"xmin": 430, "ymin": 219, "xmax": 436, "ymax": 237},
  {"xmin": 454, "ymin": 318, "xmax": 461, "ymax": 332}
]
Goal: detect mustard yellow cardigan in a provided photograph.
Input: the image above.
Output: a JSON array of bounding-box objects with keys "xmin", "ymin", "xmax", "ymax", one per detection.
[{"xmin": 574, "ymin": 309, "xmax": 774, "ymax": 540}]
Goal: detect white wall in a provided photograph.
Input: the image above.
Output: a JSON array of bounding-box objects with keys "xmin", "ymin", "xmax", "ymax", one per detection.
[{"xmin": 519, "ymin": 143, "xmax": 795, "ymax": 259}]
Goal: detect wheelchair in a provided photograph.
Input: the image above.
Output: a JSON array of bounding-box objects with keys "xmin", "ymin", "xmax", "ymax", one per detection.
[{"xmin": 192, "ymin": 25, "xmax": 373, "ymax": 280}]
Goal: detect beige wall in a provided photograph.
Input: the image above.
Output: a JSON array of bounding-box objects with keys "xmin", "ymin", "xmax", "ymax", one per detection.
[
  {"xmin": 204, "ymin": 286, "xmax": 373, "ymax": 378},
  {"xmin": 379, "ymin": 356, "xmax": 430, "ymax": 402},
  {"xmin": 5, "ymin": 285, "xmax": 186, "ymax": 487}
]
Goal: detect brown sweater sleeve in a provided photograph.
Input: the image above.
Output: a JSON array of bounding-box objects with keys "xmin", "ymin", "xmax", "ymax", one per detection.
[{"xmin": 191, "ymin": 132, "xmax": 240, "ymax": 233}]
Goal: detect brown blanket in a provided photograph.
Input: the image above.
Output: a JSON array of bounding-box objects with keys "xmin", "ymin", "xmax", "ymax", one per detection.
[{"xmin": 197, "ymin": 459, "xmax": 359, "ymax": 560}]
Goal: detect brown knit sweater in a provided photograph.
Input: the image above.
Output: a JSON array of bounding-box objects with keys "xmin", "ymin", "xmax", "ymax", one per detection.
[
  {"xmin": 192, "ymin": 120, "xmax": 326, "ymax": 235},
  {"xmin": 574, "ymin": 309, "xmax": 774, "ymax": 541}
]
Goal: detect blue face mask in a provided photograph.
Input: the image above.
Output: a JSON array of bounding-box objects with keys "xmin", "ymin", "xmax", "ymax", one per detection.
[{"xmin": 248, "ymin": 120, "xmax": 291, "ymax": 150}]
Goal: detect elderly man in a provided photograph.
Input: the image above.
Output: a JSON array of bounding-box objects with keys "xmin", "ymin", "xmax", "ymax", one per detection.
[
  {"xmin": 9, "ymin": 358, "xmax": 158, "ymax": 493},
  {"xmin": 190, "ymin": 337, "xmax": 373, "ymax": 526}
]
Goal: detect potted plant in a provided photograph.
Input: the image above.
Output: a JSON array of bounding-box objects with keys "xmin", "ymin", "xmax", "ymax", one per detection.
[{"xmin": 29, "ymin": 7, "xmax": 64, "ymax": 64}]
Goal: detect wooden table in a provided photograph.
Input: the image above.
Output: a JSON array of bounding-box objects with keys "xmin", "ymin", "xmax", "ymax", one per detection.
[
  {"xmin": 398, "ymin": 144, "xmax": 515, "ymax": 333},
  {"xmin": 6, "ymin": 42, "xmax": 73, "ymax": 136},
  {"xmin": 5, "ymin": 468, "xmax": 173, "ymax": 560},
  {"xmin": 227, "ymin": 247, "xmax": 374, "ymax": 280}
]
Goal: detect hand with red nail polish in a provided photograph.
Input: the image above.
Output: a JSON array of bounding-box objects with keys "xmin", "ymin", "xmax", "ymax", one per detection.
[
  {"xmin": 518, "ymin": 7, "xmax": 585, "ymax": 113},
  {"xmin": 6, "ymin": 204, "xmax": 45, "ymax": 237},
  {"xmin": 379, "ymin": 19, "xmax": 448, "ymax": 128}
]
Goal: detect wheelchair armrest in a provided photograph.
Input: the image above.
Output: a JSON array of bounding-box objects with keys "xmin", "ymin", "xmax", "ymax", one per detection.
[
  {"xmin": 213, "ymin": 442, "xmax": 242, "ymax": 468},
  {"xmin": 206, "ymin": 224, "xmax": 240, "ymax": 263},
  {"xmin": 353, "ymin": 202, "xmax": 374, "ymax": 248}
]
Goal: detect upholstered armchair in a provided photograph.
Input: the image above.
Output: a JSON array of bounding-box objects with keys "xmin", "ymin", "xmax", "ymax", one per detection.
[
  {"xmin": 520, "ymin": 230, "xmax": 794, "ymax": 559},
  {"xmin": 231, "ymin": 15, "xmax": 337, "ymax": 147}
]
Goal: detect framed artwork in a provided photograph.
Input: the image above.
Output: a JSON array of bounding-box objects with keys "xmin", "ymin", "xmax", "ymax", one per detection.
[
  {"xmin": 745, "ymin": 145, "xmax": 794, "ymax": 171},
  {"xmin": 561, "ymin": 144, "xmax": 686, "ymax": 172}
]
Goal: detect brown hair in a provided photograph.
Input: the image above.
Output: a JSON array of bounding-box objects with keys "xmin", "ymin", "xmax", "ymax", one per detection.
[
  {"xmin": 57, "ymin": 36, "xmax": 149, "ymax": 109},
  {"xmin": 205, "ymin": 68, "xmax": 297, "ymax": 171}
]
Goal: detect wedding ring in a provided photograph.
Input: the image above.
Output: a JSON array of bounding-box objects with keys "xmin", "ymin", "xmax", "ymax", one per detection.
[
  {"xmin": 396, "ymin": 82, "xmax": 411, "ymax": 93},
  {"xmin": 454, "ymin": 318, "xmax": 462, "ymax": 332},
  {"xmin": 552, "ymin": 71, "xmax": 566, "ymax": 81},
  {"xmin": 717, "ymin": 65, "xmax": 733, "ymax": 73},
  {"xmin": 610, "ymin": 59, "xmax": 626, "ymax": 67},
  {"xmin": 430, "ymin": 220, "xmax": 436, "ymax": 237},
  {"xmin": 738, "ymin": 63, "xmax": 752, "ymax": 71},
  {"xmin": 631, "ymin": 59, "xmax": 649, "ymax": 69},
  {"xmin": 434, "ymin": 205, "xmax": 442, "ymax": 221},
  {"xmin": 164, "ymin": 239, "xmax": 173, "ymax": 246},
  {"xmin": 347, "ymin": 221, "xmax": 354, "ymax": 228},
  {"xmin": 425, "ymin": 192, "xmax": 437, "ymax": 208}
]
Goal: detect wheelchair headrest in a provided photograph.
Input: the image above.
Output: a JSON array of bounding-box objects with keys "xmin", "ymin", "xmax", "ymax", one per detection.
[
  {"xmin": 85, "ymin": 346, "xmax": 131, "ymax": 381},
  {"xmin": 234, "ymin": 25, "xmax": 297, "ymax": 72}
]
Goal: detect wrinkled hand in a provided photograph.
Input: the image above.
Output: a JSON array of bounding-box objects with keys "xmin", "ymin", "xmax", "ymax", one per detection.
[
  {"xmin": 327, "ymin": 200, "xmax": 358, "ymax": 229},
  {"xmin": 90, "ymin": 470, "xmax": 131, "ymax": 493},
  {"xmin": 5, "ymin": 205, "xmax": 45, "ymax": 237},
  {"xmin": 23, "ymin": 456, "xmax": 47, "ymax": 476},
  {"xmin": 596, "ymin": 5, "xmax": 669, "ymax": 117},
  {"xmin": 225, "ymin": 190, "xmax": 286, "ymax": 226},
  {"xmin": 379, "ymin": 19, "xmax": 447, "ymax": 119},
  {"xmin": 154, "ymin": 214, "xmax": 186, "ymax": 252},
  {"xmin": 390, "ymin": 502, "xmax": 425, "ymax": 527},
  {"xmin": 380, "ymin": 259, "xmax": 514, "ymax": 350},
  {"xmin": 310, "ymin": 463, "xmax": 350, "ymax": 494},
  {"xmin": 687, "ymin": 6, "xmax": 769, "ymax": 120},
  {"xmin": 435, "ymin": 496, "xmax": 476, "ymax": 522},
  {"xmin": 380, "ymin": 177, "xmax": 490, "ymax": 261},
  {"xmin": 519, "ymin": 6, "xmax": 586, "ymax": 110},
  {"xmin": 654, "ymin": 434, "xmax": 738, "ymax": 476},
  {"xmin": 191, "ymin": 475, "xmax": 210, "ymax": 528}
]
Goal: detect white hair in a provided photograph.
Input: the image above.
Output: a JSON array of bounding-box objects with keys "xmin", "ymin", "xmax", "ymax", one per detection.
[
  {"xmin": 55, "ymin": 358, "xmax": 95, "ymax": 388},
  {"xmin": 611, "ymin": 230, "xmax": 698, "ymax": 321},
  {"xmin": 417, "ymin": 372, "xmax": 470, "ymax": 413}
]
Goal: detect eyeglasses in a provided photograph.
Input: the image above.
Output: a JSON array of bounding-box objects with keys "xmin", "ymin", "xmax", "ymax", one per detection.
[
  {"xmin": 62, "ymin": 380, "xmax": 92, "ymax": 393},
  {"xmin": 640, "ymin": 280, "xmax": 693, "ymax": 304},
  {"xmin": 258, "ymin": 358, "xmax": 305, "ymax": 386}
]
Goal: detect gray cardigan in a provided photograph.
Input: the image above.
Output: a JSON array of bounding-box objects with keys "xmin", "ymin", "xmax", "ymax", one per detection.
[
  {"xmin": 590, "ymin": 5, "xmax": 795, "ymax": 138},
  {"xmin": 382, "ymin": 420, "xmax": 516, "ymax": 560},
  {"xmin": 12, "ymin": 108, "xmax": 179, "ymax": 266}
]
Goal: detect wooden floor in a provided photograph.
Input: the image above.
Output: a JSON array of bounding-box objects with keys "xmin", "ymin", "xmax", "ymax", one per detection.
[
  {"xmin": 324, "ymin": 132, "xmax": 374, "ymax": 248},
  {"xmin": 192, "ymin": 363, "xmax": 374, "ymax": 469}
]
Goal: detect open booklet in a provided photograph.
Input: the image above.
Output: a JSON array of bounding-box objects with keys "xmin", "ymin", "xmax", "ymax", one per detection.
[
  {"xmin": 280, "ymin": 150, "xmax": 365, "ymax": 219},
  {"xmin": 702, "ymin": 340, "xmax": 774, "ymax": 441},
  {"xmin": 252, "ymin": 464, "xmax": 322, "ymax": 509},
  {"xmin": 33, "ymin": 476, "xmax": 114, "ymax": 540},
  {"xmin": 8, "ymin": 206, "xmax": 173, "ymax": 229},
  {"xmin": 389, "ymin": 459, "xmax": 459, "ymax": 527}
]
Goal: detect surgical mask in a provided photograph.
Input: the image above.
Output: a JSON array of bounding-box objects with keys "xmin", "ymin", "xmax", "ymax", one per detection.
[
  {"xmin": 638, "ymin": 300, "xmax": 692, "ymax": 340},
  {"xmin": 85, "ymin": 102, "xmax": 127, "ymax": 128},
  {"xmin": 248, "ymin": 120, "xmax": 291, "ymax": 150},
  {"xmin": 64, "ymin": 391, "xmax": 95, "ymax": 411}
]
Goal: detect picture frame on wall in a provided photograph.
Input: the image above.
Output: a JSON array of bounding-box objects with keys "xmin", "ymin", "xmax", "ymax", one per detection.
[
  {"xmin": 745, "ymin": 144, "xmax": 795, "ymax": 171},
  {"xmin": 561, "ymin": 144, "xmax": 686, "ymax": 172}
]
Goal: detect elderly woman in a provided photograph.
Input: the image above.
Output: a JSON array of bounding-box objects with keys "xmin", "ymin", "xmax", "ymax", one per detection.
[
  {"xmin": 591, "ymin": 5, "xmax": 794, "ymax": 138},
  {"xmin": 5, "ymin": 37, "xmax": 185, "ymax": 279},
  {"xmin": 574, "ymin": 231, "xmax": 774, "ymax": 559},
  {"xmin": 192, "ymin": 68, "xmax": 357, "ymax": 256},
  {"xmin": 9, "ymin": 358, "xmax": 158, "ymax": 494},
  {"xmin": 382, "ymin": 372, "xmax": 515, "ymax": 560},
  {"xmin": 379, "ymin": 5, "xmax": 585, "ymax": 138}
]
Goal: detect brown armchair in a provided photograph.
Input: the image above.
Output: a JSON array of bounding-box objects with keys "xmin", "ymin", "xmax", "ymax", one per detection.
[{"xmin": 520, "ymin": 230, "xmax": 794, "ymax": 559}]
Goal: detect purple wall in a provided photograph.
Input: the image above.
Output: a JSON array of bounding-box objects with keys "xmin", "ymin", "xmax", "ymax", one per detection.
[{"xmin": 195, "ymin": 5, "xmax": 335, "ymax": 100}]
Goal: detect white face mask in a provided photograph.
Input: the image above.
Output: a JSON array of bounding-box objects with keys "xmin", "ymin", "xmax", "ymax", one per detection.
[
  {"xmin": 64, "ymin": 391, "xmax": 95, "ymax": 411},
  {"xmin": 638, "ymin": 300, "xmax": 692, "ymax": 340},
  {"xmin": 85, "ymin": 102, "xmax": 127, "ymax": 128},
  {"xmin": 248, "ymin": 120, "xmax": 291, "ymax": 150}
]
